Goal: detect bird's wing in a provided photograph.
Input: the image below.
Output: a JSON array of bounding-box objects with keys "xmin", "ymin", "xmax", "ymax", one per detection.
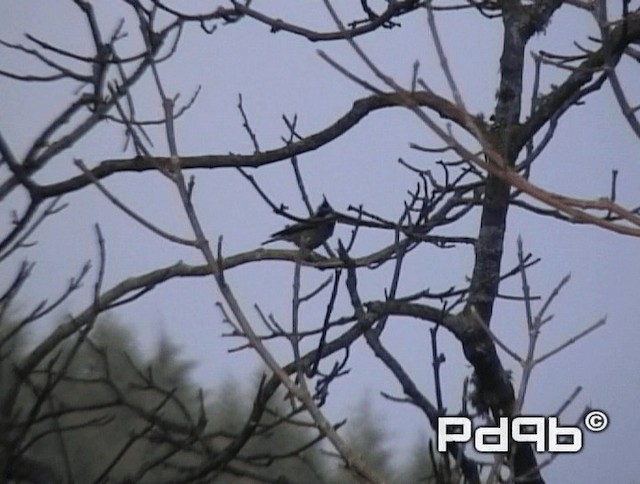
[
  {"xmin": 262, "ymin": 213, "xmax": 334, "ymax": 246},
  {"xmin": 267, "ymin": 220, "xmax": 316, "ymax": 239}
]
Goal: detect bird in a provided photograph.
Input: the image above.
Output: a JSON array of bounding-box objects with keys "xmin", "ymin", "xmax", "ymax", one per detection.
[{"xmin": 262, "ymin": 198, "xmax": 336, "ymax": 250}]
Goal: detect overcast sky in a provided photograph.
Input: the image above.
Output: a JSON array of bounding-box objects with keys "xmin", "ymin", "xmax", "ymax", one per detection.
[{"xmin": 1, "ymin": 1, "xmax": 639, "ymax": 482}]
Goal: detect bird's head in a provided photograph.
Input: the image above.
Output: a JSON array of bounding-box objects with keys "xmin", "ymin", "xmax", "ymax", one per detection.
[{"xmin": 316, "ymin": 197, "xmax": 333, "ymax": 217}]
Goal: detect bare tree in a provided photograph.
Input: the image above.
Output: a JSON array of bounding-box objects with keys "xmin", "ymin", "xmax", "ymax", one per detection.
[{"xmin": 1, "ymin": 1, "xmax": 638, "ymax": 483}]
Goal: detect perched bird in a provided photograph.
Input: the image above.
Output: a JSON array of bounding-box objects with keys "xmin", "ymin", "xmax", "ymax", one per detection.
[{"xmin": 262, "ymin": 198, "xmax": 335, "ymax": 250}]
